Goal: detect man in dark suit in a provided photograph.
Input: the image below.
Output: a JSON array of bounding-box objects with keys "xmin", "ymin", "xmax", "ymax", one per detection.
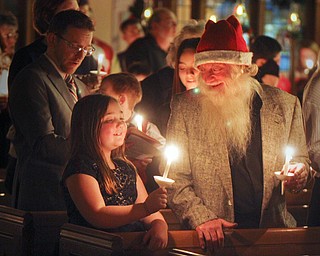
[{"xmin": 8, "ymin": 10, "xmax": 93, "ymax": 211}]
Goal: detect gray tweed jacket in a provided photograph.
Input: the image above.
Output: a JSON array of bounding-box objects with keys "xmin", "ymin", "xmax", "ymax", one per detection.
[{"xmin": 165, "ymin": 84, "xmax": 310, "ymax": 229}]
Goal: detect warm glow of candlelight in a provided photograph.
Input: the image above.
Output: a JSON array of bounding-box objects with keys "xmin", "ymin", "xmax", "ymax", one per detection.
[
  {"xmin": 163, "ymin": 145, "xmax": 179, "ymax": 179},
  {"xmin": 134, "ymin": 114, "xmax": 143, "ymax": 131},
  {"xmin": 97, "ymin": 54, "xmax": 104, "ymax": 75},
  {"xmin": 306, "ymin": 59, "xmax": 314, "ymax": 70},
  {"xmin": 283, "ymin": 146, "xmax": 294, "ymax": 175}
]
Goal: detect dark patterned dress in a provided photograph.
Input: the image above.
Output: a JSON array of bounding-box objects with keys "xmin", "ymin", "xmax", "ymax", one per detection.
[{"xmin": 62, "ymin": 155, "xmax": 145, "ymax": 232}]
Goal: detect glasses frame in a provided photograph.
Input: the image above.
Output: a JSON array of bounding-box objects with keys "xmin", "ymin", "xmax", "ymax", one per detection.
[
  {"xmin": 0, "ymin": 32, "xmax": 18, "ymax": 40},
  {"xmin": 55, "ymin": 33, "xmax": 95, "ymax": 57}
]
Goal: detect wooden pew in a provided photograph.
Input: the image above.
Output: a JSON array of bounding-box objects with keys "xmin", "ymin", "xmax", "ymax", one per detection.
[
  {"xmin": 0, "ymin": 205, "xmax": 33, "ymax": 256},
  {"xmin": 30, "ymin": 211, "xmax": 68, "ymax": 256},
  {"xmin": 286, "ymin": 177, "xmax": 315, "ymax": 226},
  {"xmin": 119, "ymin": 227, "xmax": 320, "ymax": 256},
  {"xmin": 59, "ymin": 223, "xmax": 124, "ymax": 256},
  {"xmin": 58, "ymin": 208, "xmax": 320, "ymax": 256},
  {"xmin": 0, "ymin": 206, "xmax": 68, "ymax": 256},
  {"xmin": 159, "ymin": 208, "xmax": 182, "ymax": 230}
]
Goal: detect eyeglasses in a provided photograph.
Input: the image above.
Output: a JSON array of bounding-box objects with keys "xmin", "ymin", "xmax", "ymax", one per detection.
[
  {"xmin": 0, "ymin": 32, "xmax": 18, "ymax": 40},
  {"xmin": 55, "ymin": 33, "xmax": 95, "ymax": 56}
]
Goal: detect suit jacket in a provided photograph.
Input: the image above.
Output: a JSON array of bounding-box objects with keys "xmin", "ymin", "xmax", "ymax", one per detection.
[
  {"xmin": 9, "ymin": 54, "xmax": 89, "ymax": 211},
  {"xmin": 165, "ymin": 84, "xmax": 310, "ymax": 229}
]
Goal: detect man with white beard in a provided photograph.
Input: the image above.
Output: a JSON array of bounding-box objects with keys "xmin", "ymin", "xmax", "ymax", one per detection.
[{"xmin": 164, "ymin": 15, "xmax": 310, "ymax": 254}]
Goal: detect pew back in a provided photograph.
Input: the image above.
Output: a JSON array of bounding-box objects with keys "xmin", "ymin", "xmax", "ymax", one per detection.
[
  {"xmin": 59, "ymin": 223, "xmax": 124, "ymax": 256},
  {"xmin": 0, "ymin": 205, "xmax": 33, "ymax": 256},
  {"xmin": 31, "ymin": 211, "xmax": 68, "ymax": 256}
]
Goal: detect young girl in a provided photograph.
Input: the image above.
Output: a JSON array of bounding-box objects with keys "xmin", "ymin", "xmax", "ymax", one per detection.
[
  {"xmin": 158, "ymin": 37, "xmax": 201, "ymax": 137},
  {"xmin": 62, "ymin": 94, "xmax": 168, "ymax": 250},
  {"xmin": 172, "ymin": 37, "xmax": 201, "ymax": 94}
]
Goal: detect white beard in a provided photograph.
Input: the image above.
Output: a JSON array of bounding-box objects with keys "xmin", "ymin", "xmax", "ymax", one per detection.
[{"xmin": 198, "ymin": 70, "xmax": 261, "ymax": 162}]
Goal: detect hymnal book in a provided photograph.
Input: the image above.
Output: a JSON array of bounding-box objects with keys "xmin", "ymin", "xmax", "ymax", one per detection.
[{"xmin": 125, "ymin": 126, "xmax": 162, "ymax": 160}]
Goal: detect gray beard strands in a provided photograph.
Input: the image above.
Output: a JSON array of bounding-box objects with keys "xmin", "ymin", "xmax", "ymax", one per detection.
[{"xmin": 198, "ymin": 73, "xmax": 260, "ymax": 162}]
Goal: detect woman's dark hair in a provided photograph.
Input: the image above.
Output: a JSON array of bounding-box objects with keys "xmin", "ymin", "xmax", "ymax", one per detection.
[
  {"xmin": 173, "ymin": 37, "xmax": 200, "ymax": 95},
  {"xmin": 70, "ymin": 94, "xmax": 128, "ymax": 194},
  {"xmin": 250, "ymin": 35, "xmax": 282, "ymax": 63},
  {"xmin": 33, "ymin": 0, "xmax": 72, "ymax": 35}
]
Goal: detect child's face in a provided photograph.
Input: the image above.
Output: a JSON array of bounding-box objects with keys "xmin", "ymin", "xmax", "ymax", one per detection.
[
  {"xmin": 99, "ymin": 82, "xmax": 133, "ymax": 122},
  {"xmin": 178, "ymin": 48, "xmax": 199, "ymax": 91},
  {"xmin": 99, "ymin": 100, "xmax": 127, "ymax": 154}
]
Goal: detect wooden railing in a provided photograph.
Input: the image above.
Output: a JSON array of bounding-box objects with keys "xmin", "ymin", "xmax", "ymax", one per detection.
[
  {"xmin": 59, "ymin": 224, "xmax": 320, "ymax": 256},
  {"xmin": 1, "ymin": 205, "xmax": 319, "ymax": 256}
]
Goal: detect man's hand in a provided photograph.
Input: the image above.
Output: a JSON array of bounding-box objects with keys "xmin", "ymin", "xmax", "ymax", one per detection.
[
  {"xmin": 285, "ymin": 163, "xmax": 308, "ymax": 192},
  {"xmin": 196, "ymin": 218, "xmax": 237, "ymax": 253}
]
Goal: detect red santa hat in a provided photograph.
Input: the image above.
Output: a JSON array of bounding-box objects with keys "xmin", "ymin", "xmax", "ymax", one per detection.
[{"xmin": 194, "ymin": 15, "xmax": 252, "ymax": 67}]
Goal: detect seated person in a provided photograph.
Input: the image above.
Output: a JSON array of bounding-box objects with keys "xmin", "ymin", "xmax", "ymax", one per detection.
[
  {"xmin": 98, "ymin": 73, "xmax": 166, "ymax": 187},
  {"xmin": 61, "ymin": 94, "xmax": 168, "ymax": 250}
]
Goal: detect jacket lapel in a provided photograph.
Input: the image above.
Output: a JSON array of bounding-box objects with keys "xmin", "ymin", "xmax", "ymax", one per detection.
[
  {"xmin": 38, "ymin": 55, "xmax": 76, "ymax": 110},
  {"xmin": 259, "ymin": 89, "xmax": 284, "ymax": 210}
]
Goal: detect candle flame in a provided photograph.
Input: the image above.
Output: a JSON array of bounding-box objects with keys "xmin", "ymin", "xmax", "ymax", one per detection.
[
  {"xmin": 306, "ymin": 59, "xmax": 314, "ymax": 69},
  {"xmin": 164, "ymin": 145, "xmax": 179, "ymax": 162},
  {"xmin": 133, "ymin": 114, "xmax": 143, "ymax": 131},
  {"xmin": 98, "ymin": 54, "xmax": 104, "ymax": 64},
  {"xmin": 285, "ymin": 146, "xmax": 294, "ymax": 159}
]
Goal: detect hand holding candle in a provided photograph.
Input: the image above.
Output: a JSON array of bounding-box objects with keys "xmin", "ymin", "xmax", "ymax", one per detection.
[
  {"xmin": 154, "ymin": 144, "xmax": 179, "ymax": 187},
  {"xmin": 275, "ymin": 146, "xmax": 294, "ymax": 195}
]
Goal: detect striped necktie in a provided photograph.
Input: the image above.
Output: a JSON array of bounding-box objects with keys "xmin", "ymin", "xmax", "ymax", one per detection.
[{"xmin": 65, "ymin": 75, "xmax": 78, "ymax": 103}]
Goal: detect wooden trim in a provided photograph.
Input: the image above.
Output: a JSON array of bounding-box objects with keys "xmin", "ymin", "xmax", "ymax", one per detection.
[{"xmin": 118, "ymin": 227, "xmax": 320, "ymax": 255}]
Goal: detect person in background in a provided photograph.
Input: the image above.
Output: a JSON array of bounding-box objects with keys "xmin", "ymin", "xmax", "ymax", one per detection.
[
  {"xmin": 111, "ymin": 18, "xmax": 145, "ymax": 73},
  {"xmin": 127, "ymin": 61, "xmax": 152, "ymax": 82},
  {"xmin": 8, "ymin": 0, "xmax": 98, "ymax": 87},
  {"xmin": 78, "ymin": 0, "xmax": 113, "ymax": 74},
  {"xmin": 250, "ymin": 35, "xmax": 282, "ymax": 88},
  {"xmin": 4, "ymin": 0, "xmax": 95, "ymax": 196},
  {"xmin": 98, "ymin": 73, "xmax": 166, "ymax": 186},
  {"xmin": 62, "ymin": 94, "xmax": 168, "ymax": 251},
  {"xmin": 125, "ymin": 8, "xmax": 177, "ymax": 74},
  {"xmin": 0, "ymin": 11, "xmax": 18, "ymax": 169},
  {"xmin": 172, "ymin": 37, "xmax": 200, "ymax": 94},
  {"xmin": 135, "ymin": 20, "xmax": 205, "ymax": 136},
  {"xmin": 0, "ymin": 10, "xmax": 18, "ymax": 66},
  {"xmin": 9, "ymin": 10, "xmax": 92, "ymax": 211},
  {"xmin": 302, "ymin": 51, "xmax": 320, "ymax": 227},
  {"xmin": 164, "ymin": 15, "xmax": 310, "ymax": 254},
  {"xmin": 158, "ymin": 37, "xmax": 200, "ymax": 137},
  {"xmin": 295, "ymin": 39, "xmax": 319, "ymax": 103}
]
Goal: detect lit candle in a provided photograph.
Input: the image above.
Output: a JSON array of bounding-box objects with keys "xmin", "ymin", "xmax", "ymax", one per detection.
[
  {"xmin": 134, "ymin": 114, "xmax": 143, "ymax": 132},
  {"xmin": 283, "ymin": 146, "xmax": 294, "ymax": 175},
  {"xmin": 97, "ymin": 54, "xmax": 104, "ymax": 75},
  {"xmin": 281, "ymin": 146, "xmax": 294, "ymax": 195},
  {"xmin": 305, "ymin": 58, "xmax": 314, "ymax": 70},
  {"xmin": 163, "ymin": 145, "xmax": 179, "ymax": 179}
]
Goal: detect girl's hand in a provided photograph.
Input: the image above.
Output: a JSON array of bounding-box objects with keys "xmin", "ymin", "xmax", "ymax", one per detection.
[
  {"xmin": 143, "ymin": 219, "xmax": 168, "ymax": 250},
  {"xmin": 144, "ymin": 187, "xmax": 167, "ymax": 214}
]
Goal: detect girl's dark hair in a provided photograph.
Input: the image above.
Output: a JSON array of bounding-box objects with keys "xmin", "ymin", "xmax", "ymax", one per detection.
[
  {"xmin": 173, "ymin": 37, "xmax": 200, "ymax": 95},
  {"xmin": 70, "ymin": 94, "xmax": 129, "ymax": 194}
]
